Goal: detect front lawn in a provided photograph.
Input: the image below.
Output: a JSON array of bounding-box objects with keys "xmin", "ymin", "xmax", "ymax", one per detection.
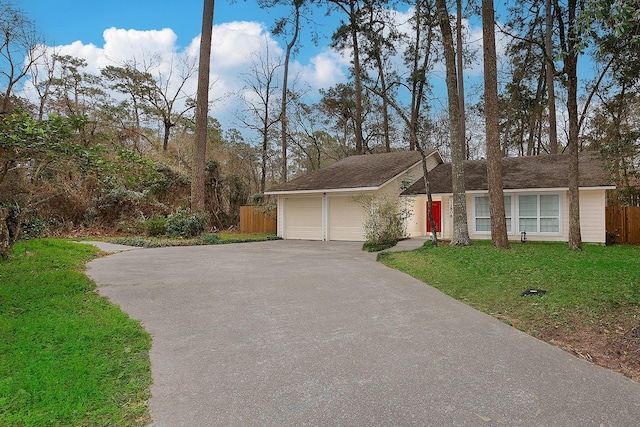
[
  {"xmin": 379, "ymin": 241, "xmax": 640, "ymax": 381},
  {"xmin": 0, "ymin": 239, "xmax": 152, "ymax": 426}
]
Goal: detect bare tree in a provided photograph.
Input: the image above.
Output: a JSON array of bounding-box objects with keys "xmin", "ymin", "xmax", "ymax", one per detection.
[
  {"xmin": 239, "ymin": 44, "xmax": 282, "ymax": 194},
  {"xmin": 192, "ymin": 0, "xmax": 215, "ymax": 212},
  {"xmin": 140, "ymin": 54, "xmax": 197, "ymax": 151},
  {"xmin": 0, "ymin": 2, "xmax": 45, "ymax": 114}
]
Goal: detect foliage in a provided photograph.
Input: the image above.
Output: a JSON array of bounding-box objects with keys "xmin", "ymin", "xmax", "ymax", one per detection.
[
  {"xmin": 0, "ymin": 239, "xmax": 152, "ymax": 425},
  {"xmin": 143, "ymin": 216, "xmax": 167, "ymax": 237},
  {"xmin": 354, "ymin": 194, "xmax": 409, "ymax": 248},
  {"xmin": 107, "ymin": 232, "xmax": 279, "ymax": 248},
  {"xmin": 0, "ymin": 111, "xmax": 89, "ymax": 257},
  {"xmin": 165, "ymin": 208, "xmax": 208, "ymax": 238}
]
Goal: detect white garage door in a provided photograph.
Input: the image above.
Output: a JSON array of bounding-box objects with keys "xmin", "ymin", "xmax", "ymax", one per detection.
[
  {"xmin": 284, "ymin": 197, "xmax": 323, "ymax": 240},
  {"xmin": 328, "ymin": 197, "xmax": 366, "ymax": 241}
]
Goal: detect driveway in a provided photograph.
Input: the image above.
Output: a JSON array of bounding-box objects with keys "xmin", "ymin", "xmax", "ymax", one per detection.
[{"xmin": 87, "ymin": 240, "xmax": 640, "ymax": 426}]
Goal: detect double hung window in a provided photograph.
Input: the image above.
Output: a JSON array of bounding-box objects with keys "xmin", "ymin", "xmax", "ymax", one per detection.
[
  {"xmin": 518, "ymin": 194, "xmax": 560, "ymax": 233},
  {"xmin": 474, "ymin": 196, "xmax": 512, "ymax": 233},
  {"xmin": 474, "ymin": 193, "xmax": 560, "ymax": 234}
]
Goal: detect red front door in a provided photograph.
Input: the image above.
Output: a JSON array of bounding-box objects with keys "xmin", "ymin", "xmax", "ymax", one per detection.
[{"xmin": 426, "ymin": 201, "xmax": 442, "ymax": 232}]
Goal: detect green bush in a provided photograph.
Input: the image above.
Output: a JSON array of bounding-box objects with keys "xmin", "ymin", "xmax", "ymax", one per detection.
[
  {"xmin": 354, "ymin": 195, "xmax": 408, "ymax": 248},
  {"xmin": 19, "ymin": 217, "xmax": 50, "ymax": 240},
  {"xmin": 165, "ymin": 208, "xmax": 208, "ymax": 238},
  {"xmin": 144, "ymin": 216, "xmax": 167, "ymax": 237}
]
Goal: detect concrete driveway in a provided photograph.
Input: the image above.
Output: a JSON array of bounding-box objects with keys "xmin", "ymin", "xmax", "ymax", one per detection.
[{"xmin": 87, "ymin": 240, "xmax": 640, "ymax": 426}]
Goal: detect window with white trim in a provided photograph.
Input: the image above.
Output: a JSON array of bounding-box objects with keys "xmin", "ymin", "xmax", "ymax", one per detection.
[
  {"xmin": 474, "ymin": 195, "xmax": 512, "ymax": 233},
  {"xmin": 518, "ymin": 194, "xmax": 560, "ymax": 233}
]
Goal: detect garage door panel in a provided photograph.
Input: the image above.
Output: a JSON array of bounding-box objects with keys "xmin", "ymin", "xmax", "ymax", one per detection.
[
  {"xmin": 285, "ymin": 198, "xmax": 322, "ymax": 240},
  {"xmin": 329, "ymin": 197, "xmax": 366, "ymax": 241}
]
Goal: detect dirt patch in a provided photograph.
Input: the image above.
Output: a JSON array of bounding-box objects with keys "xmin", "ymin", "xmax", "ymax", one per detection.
[{"xmin": 536, "ymin": 312, "xmax": 640, "ymax": 382}]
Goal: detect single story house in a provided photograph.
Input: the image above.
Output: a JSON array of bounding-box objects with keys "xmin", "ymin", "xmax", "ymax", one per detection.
[
  {"xmin": 402, "ymin": 153, "xmax": 616, "ymax": 243},
  {"xmin": 265, "ymin": 150, "xmax": 443, "ymax": 241}
]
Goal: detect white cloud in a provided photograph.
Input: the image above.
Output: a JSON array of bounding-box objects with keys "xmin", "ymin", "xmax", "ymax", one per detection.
[
  {"xmin": 297, "ymin": 48, "xmax": 348, "ymax": 92},
  {"xmin": 21, "ymin": 22, "xmax": 323, "ymax": 132}
]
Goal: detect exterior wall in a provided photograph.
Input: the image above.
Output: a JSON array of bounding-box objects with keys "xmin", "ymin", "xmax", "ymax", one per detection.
[
  {"xmin": 405, "ymin": 194, "xmax": 446, "ymax": 239},
  {"xmin": 275, "ymin": 161, "xmax": 432, "ymax": 241},
  {"xmin": 578, "ymin": 189, "xmax": 607, "ymax": 243},
  {"xmin": 405, "ymin": 188, "xmax": 608, "ymax": 244}
]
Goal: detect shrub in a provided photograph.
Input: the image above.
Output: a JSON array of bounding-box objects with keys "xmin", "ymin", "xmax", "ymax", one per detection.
[
  {"xmin": 165, "ymin": 208, "xmax": 208, "ymax": 238},
  {"xmin": 353, "ymin": 195, "xmax": 410, "ymax": 249},
  {"xmin": 19, "ymin": 217, "xmax": 49, "ymax": 240},
  {"xmin": 144, "ymin": 216, "xmax": 167, "ymax": 237}
]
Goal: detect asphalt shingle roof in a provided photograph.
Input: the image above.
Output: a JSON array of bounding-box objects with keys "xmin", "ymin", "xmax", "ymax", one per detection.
[
  {"xmin": 403, "ymin": 152, "xmax": 614, "ymax": 195},
  {"xmin": 267, "ymin": 150, "xmax": 435, "ymax": 193}
]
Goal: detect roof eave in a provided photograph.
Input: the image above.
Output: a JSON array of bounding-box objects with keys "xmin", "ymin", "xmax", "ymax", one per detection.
[
  {"xmin": 265, "ymin": 186, "xmax": 381, "ymax": 195},
  {"xmin": 402, "ymin": 185, "xmax": 616, "ymax": 196}
]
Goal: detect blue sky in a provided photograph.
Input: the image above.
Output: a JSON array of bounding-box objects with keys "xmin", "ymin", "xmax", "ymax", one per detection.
[
  {"xmin": 20, "ymin": 0, "xmax": 354, "ymax": 134},
  {"xmin": 18, "ymin": 0, "xmax": 521, "ymax": 143},
  {"xmin": 23, "ymin": 0, "xmax": 300, "ymax": 49}
]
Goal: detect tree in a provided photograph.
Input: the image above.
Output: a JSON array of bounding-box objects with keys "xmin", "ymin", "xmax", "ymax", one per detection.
[
  {"xmin": 101, "ymin": 64, "xmax": 155, "ymax": 152},
  {"xmin": 139, "ymin": 55, "xmax": 197, "ymax": 152},
  {"xmin": 359, "ymin": 3, "xmax": 400, "ymax": 152},
  {"xmin": 266, "ymin": 0, "xmax": 305, "ymax": 182},
  {"xmin": 328, "ymin": 0, "xmax": 372, "ymax": 154},
  {"xmin": 545, "ymin": 0, "xmax": 559, "ymax": 154},
  {"xmin": 456, "ymin": 0, "xmax": 467, "ymax": 159},
  {"xmin": 239, "ymin": 46, "xmax": 282, "ymax": 194},
  {"xmin": 0, "ymin": 2, "xmax": 45, "ymax": 114},
  {"xmin": 192, "ymin": 0, "xmax": 215, "ymax": 212},
  {"xmin": 482, "ymin": 0, "xmax": 510, "ymax": 249},
  {"xmin": 0, "ymin": 112, "xmax": 88, "ymax": 257},
  {"xmin": 436, "ymin": 0, "xmax": 470, "ymax": 246},
  {"xmin": 557, "ymin": 0, "xmax": 583, "ymax": 249}
]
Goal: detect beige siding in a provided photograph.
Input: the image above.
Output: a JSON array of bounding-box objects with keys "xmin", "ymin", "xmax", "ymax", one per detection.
[
  {"xmin": 328, "ymin": 196, "xmax": 366, "ymax": 241},
  {"xmin": 579, "ymin": 189, "xmax": 607, "ymax": 243},
  {"xmin": 405, "ymin": 195, "xmax": 425, "ymax": 237},
  {"xmin": 284, "ymin": 197, "xmax": 323, "ymax": 240},
  {"xmin": 454, "ymin": 189, "xmax": 607, "ymax": 243}
]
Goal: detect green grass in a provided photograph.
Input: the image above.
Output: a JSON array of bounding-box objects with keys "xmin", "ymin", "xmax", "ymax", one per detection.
[
  {"xmin": 0, "ymin": 239, "xmax": 152, "ymax": 426},
  {"xmin": 107, "ymin": 232, "xmax": 280, "ymax": 248},
  {"xmin": 379, "ymin": 241, "xmax": 640, "ymax": 332}
]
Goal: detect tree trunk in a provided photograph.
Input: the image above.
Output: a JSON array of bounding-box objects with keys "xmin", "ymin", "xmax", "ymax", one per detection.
[
  {"xmin": 482, "ymin": 0, "xmax": 510, "ymax": 249},
  {"xmin": 545, "ymin": 0, "xmax": 559, "ymax": 154},
  {"xmin": 566, "ymin": 0, "xmax": 581, "ymax": 250},
  {"xmin": 0, "ymin": 206, "xmax": 11, "ymax": 259},
  {"xmin": 191, "ymin": 0, "xmax": 214, "ymax": 212},
  {"xmin": 417, "ymin": 142, "xmax": 438, "ymax": 246},
  {"xmin": 280, "ymin": 2, "xmax": 301, "ymax": 182},
  {"xmin": 437, "ymin": 0, "xmax": 470, "ymax": 246},
  {"xmin": 350, "ymin": 1, "xmax": 365, "ymax": 155},
  {"xmin": 456, "ymin": 0, "xmax": 467, "ymax": 160}
]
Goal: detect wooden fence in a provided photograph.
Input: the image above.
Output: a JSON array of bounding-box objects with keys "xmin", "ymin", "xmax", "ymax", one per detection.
[
  {"xmin": 239, "ymin": 206, "xmax": 277, "ymax": 234},
  {"xmin": 606, "ymin": 206, "xmax": 640, "ymax": 245}
]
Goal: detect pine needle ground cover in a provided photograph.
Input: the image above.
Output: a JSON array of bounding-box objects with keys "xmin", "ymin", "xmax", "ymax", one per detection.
[
  {"xmin": 379, "ymin": 241, "xmax": 640, "ymax": 381},
  {"xmin": 0, "ymin": 239, "xmax": 152, "ymax": 426}
]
